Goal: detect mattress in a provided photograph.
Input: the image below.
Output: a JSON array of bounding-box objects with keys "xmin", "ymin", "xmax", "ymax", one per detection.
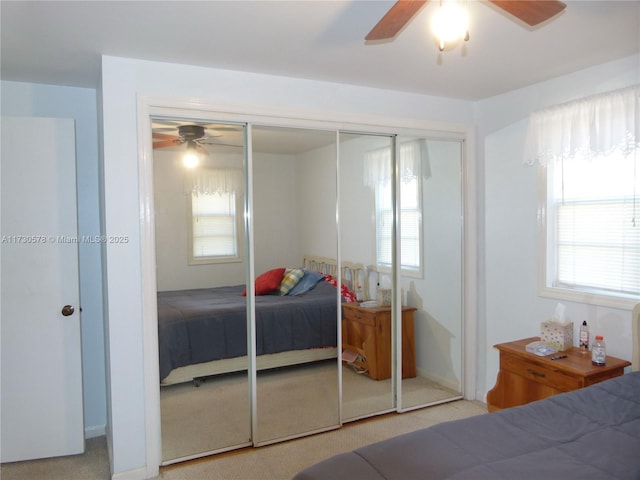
[
  {"xmin": 158, "ymin": 280, "xmax": 338, "ymax": 381},
  {"xmin": 293, "ymin": 371, "xmax": 640, "ymax": 480}
]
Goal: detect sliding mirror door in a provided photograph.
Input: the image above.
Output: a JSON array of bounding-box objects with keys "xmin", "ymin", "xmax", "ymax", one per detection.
[
  {"xmin": 252, "ymin": 125, "xmax": 340, "ymax": 444},
  {"xmin": 153, "ymin": 119, "xmax": 251, "ymax": 463},
  {"xmin": 151, "ymin": 114, "xmax": 465, "ymax": 462},
  {"xmin": 398, "ymin": 137, "xmax": 464, "ymax": 410},
  {"xmin": 339, "ymin": 132, "xmax": 396, "ymax": 421}
]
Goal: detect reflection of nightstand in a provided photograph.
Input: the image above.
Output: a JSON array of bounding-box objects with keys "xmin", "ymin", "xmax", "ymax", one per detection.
[
  {"xmin": 341, "ymin": 303, "xmax": 416, "ymax": 380},
  {"xmin": 487, "ymin": 337, "xmax": 631, "ymax": 412}
]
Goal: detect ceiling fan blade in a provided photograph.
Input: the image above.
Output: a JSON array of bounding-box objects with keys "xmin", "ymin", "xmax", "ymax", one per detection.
[
  {"xmin": 488, "ymin": 0, "xmax": 566, "ymax": 26},
  {"xmin": 196, "ymin": 145, "xmax": 209, "ymax": 156},
  {"xmin": 198, "ymin": 140, "xmax": 243, "ymax": 148},
  {"xmin": 153, "ymin": 132, "xmax": 180, "ymax": 141},
  {"xmin": 206, "ymin": 124, "xmax": 243, "ymax": 132},
  {"xmin": 152, "ymin": 140, "xmax": 179, "ymax": 149},
  {"xmin": 365, "ymin": 0, "xmax": 428, "ymax": 41}
]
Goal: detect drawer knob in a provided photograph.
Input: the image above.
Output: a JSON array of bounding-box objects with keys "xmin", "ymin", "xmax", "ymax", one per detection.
[{"xmin": 527, "ymin": 368, "xmax": 546, "ymax": 378}]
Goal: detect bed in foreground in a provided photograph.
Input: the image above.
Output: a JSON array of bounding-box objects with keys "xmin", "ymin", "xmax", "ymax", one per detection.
[
  {"xmin": 293, "ymin": 370, "xmax": 640, "ymax": 480},
  {"xmin": 295, "ymin": 304, "xmax": 640, "ymax": 480}
]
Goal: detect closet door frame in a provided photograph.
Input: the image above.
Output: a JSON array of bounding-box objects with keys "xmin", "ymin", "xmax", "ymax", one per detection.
[{"xmin": 137, "ymin": 97, "xmax": 477, "ymax": 472}]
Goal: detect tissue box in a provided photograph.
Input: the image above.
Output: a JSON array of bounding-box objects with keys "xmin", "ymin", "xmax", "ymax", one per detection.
[
  {"xmin": 376, "ymin": 287, "xmax": 391, "ymax": 306},
  {"xmin": 540, "ymin": 321, "xmax": 573, "ymax": 351}
]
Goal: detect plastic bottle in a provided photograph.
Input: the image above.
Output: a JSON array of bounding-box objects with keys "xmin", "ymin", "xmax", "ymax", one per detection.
[
  {"xmin": 591, "ymin": 335, "xmax": 606, "ymax": 366},
  {"xmin": 579, "ymin": 320, "xmax": 590, "ymax": 350}
]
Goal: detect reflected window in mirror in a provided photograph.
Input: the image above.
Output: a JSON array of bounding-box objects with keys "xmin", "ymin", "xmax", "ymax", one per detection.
[
  {"xmin": 366, "ymin": 140, "xmax": 426, "ymax": 275},
  {"xmin": 188, "ymin": 188, "xmax": 244, "ymax": 265}
]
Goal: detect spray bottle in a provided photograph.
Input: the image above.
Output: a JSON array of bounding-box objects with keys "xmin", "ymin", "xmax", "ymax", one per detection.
[{"xmin": 579, "ymin": 320, "xmax": 589, "ymax": 351}]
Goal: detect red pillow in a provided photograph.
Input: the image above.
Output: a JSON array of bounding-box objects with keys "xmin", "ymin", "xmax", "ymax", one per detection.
[{"xmin": 243, "ymin": 267, "xmax": 286, "ymax": 296}]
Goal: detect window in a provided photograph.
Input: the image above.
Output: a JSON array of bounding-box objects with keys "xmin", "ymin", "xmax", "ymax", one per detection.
[
  {"xmin": 373, "ymin": 141, "xmax": 424, "ymax": 274},
  {"xmin": 546, "ymin": 152, "xmax": 639, "ymax": 299},
  {"xmin": 526, "ymin": 86, "xmax": 639, "ymax": 307},
  {"xmin": 189, "ymin": 191, "xmax": 242, "ymax": 264}
]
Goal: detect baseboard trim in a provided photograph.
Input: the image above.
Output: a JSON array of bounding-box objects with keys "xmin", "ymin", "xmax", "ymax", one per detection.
[
  {"xmin": 416, "ymin": 367, "xmax": 460, "ymax": 393},
  {"xmin": 111, "ymin": 466, "xmax": 148, "ymax": 480},
  {"xmin": 85, "ymin": 424, "xmax": 106, "ymax": 439}
]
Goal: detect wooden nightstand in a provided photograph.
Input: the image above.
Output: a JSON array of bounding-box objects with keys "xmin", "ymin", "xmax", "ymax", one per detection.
[
  {"xmin": 487, "ymin": 337, "xmax": 631, "ymax": 412},
  {"xmin": 341, "ymin": 303, "xmax": 417, "ymax": 380}
]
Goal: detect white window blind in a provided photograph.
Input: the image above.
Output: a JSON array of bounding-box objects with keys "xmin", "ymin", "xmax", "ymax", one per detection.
[
  {"xmin": 190, "ymin": 191, "xmax": 239, "ymax": 262},
  {"xmin": 551, "ymin": 153, "xmax": 639, "ymax": 296}
]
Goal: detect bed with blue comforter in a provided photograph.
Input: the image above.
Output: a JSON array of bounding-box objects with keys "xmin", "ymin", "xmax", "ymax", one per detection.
[
  {"xmin": 158, "ymin": 280, "xmax": 339, "ymax": 383},
  {"xmin": 294, "ymin": 371, "xmax": 640, "ymax": 480}
]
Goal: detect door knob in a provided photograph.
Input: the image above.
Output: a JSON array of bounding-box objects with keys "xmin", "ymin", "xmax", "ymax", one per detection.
[{"xmin": 61, "ymin": 305, "xmax": 75, "ymax": 316}]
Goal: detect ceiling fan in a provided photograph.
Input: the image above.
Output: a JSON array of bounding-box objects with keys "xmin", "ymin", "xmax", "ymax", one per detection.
[
  {"xmin": 152, "ymin": 124, "xmax": 242, "ymax": 156},
  {"xmin": 365, "ymin": 0, "xmax": 567, "ymax": 42}
]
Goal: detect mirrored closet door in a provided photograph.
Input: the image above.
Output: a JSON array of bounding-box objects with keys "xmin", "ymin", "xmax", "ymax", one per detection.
[
  {"xmin": 149, "ymin": 113, "xmax": 466, "ymax": 464},
  {"xmin": 252, "ymin": 125, "xmax": 340, "ymax": 444},
  {"xmin": 397, "ymin": 137, "xmax": 464, "ymax": 410},
  {"xmin": 153, "ymin": 119, "xmax": 251, "ymax": 463},
  {"xmin": 338, "ymin": 132, "xmax": 396, "ymax": 421}
]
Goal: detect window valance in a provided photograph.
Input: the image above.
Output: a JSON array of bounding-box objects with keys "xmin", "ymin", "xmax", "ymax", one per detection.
[
  {"xmin": 523, "ymin": 85, "xmax": 640, "ymax": 165},
  {"xmin": 364, "ymin": 139, "xmax": 430, "ymax": 188},
  {"xmin": 187, "ymin": 167, "xmax": 244, "ymax": 196}
]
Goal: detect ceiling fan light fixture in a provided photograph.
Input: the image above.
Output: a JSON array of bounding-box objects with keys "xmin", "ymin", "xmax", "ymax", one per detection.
[
  {"xmin": 432, "ymin": 0, "xmax": 470, "ymax": 51},
  {"xmin": 182, "ymin": 140, "xmax": 200, "ymax": 169}
]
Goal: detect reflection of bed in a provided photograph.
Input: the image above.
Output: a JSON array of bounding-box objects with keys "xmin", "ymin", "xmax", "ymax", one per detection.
[
  {"xmin": 159, "ymin": 255, "xmax": 368, "ymax": 386},
  {"xmin": 294, "ymin": 305, "xmax": 640, "ymax": 480}
]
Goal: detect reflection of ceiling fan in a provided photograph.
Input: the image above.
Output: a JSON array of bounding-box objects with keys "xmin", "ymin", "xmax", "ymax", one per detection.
[
  {"xmin": 365, "ymin": 0, "xmax": 567, "ymax": 41},
  {"xmin": 152, "ymin": 124, "xmax": 242, "ymax": 156}
]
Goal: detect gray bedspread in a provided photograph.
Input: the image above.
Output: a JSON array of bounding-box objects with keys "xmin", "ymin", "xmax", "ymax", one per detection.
[
  {"xmin": 158, "ymin": 281, "xmax": 338, "ymax": 381},
  {"xmin": 293, "ymin": 371, "xmax": 640, "ymax": 480}
]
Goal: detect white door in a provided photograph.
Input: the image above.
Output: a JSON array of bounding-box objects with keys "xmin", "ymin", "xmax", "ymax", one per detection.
[{"xmin": 1, "ymin": 116, "xmax": 84, "ymax": 462}]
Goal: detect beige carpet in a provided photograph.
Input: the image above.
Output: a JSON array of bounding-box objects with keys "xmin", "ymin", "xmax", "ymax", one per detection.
[
  {"xmin": 0, "ymin": 436, "xmax": 110, "ymax": 480},
  {"xmin": 158, "ymin": 399, "xmax": 487, "ymax": 480},
  {"xmin": 1, "ymin": 362, "xmax": 473, "ymax": 479},
  {"xmin": 161, "ymin": 360, "xmax": 461, "ymax": 463},
  {"xmin": 343, "ymin": 365, "xmax": 460, "ymax": 419},
  {"xmin": 161, "ymin": 371, "xmax": 252, "ymax": 461},
  {"xmin": 161, "ymin": 361, "xmax": 342, "ymax": 461},
  {"xmin": 0, "ymin": 400, "xmax": 487, "ymax": 480}
]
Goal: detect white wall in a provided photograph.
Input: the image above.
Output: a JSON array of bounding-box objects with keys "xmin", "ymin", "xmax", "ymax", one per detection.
[
  {"xmin": 475, "ymin": 54, "xmax": 640, "ymax": 399},
  {"xmin": 100, "ymin": 55, "xmax": 474, "ymax": 478},
  {"xmin": 253, "ymin": 152, "xmax": 301, "ymax": 273},
  {"xmin": 1, "ymin": 80, "xmax": 107, "ymax": 438},
  {"xmin": 296, "ymin": 144, "xmax": 339, "ymax": 262}
]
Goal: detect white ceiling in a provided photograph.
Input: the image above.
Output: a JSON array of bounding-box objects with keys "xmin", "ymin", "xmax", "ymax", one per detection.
[{"xmin": 1, "ymin": 1, "xmax": 638, "ymax": 101}]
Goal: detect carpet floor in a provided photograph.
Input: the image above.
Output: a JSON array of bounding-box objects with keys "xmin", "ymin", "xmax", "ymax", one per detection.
[
  {"xmin": 161, "ymin": 360, "xmax": 461, "ymax": 462},
  {"xmin": 0, "ymin": 400, "xmax": 487, "ymax": 480},
  {"xmin": 1, "ymin": 361, "xmax": 484, "ymax": 480}
]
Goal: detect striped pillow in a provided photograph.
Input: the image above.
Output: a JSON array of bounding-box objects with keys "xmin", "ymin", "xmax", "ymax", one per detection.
[{"xmin": 279, "ymin": 268, "xmax": 305, "ymax": 295}]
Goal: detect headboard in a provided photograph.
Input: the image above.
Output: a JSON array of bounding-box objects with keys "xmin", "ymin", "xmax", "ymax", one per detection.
[
  {"xmin": 633, "ymin": 303, "xmax": 640, "ymax": 372},
  {"xmin": 302, "ymin": 254, "xmax": 368, "ymax": 301}
]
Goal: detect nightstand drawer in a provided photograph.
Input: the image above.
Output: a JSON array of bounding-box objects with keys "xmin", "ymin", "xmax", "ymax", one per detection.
[
  {"xmin": 343, "ymin": 307, "xmax": 376, "ymax": 326},
  {"xmin": 503, "ymin": 355, "xmax": 581, "ymax": 391}
]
